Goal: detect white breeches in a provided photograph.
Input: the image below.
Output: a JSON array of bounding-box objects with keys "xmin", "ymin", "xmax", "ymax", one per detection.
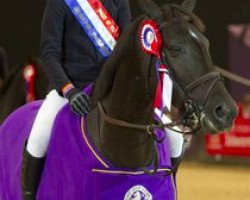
[
  {"xmin": 166, "ymin": 128, "xmax": 184, "ymax": 158},
  {"xmin": 26, "ymin": 90, "xmax": 68, "ymax": 158}
]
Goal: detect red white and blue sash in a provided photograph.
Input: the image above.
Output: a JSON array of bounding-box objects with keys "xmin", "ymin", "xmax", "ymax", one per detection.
[{"xmin": 64, "ymin": 0, "xmax": 120, "ymax": 57}]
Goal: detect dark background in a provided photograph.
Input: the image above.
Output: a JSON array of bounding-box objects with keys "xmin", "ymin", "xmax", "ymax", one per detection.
[{"xmin": 0, "ymin": 0, "xmax": 250, "ymax": 69}]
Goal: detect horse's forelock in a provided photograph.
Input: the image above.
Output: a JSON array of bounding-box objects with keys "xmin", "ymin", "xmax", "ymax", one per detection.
[{"xmin": 161, "ymin": 4, "xmax": 206, "ymax": 33}]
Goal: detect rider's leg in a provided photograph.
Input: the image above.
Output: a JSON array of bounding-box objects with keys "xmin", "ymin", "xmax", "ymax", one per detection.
[
  {"xmin": 167, "ymin": 128, "xmax": 185, "ymax": 167},
  {"xmin": 164, "ymin": 127, "xmax": 185, "ymax": 176},
  {"xmin": 155, "ymin": 108, "xmax": 185, "ymax": 173},
  {"xmin": 166, "ymin": 128, "xmax": 186, "ymax": 185},
  {"xmin": 21, "ymin": 90, "xmax": 67, "ymax": 200}
]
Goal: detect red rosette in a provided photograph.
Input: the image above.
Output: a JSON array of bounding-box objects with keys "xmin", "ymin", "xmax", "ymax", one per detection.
[{"xmin": 139, "ymin": 20, "xmax": 163, "ymax": 58}]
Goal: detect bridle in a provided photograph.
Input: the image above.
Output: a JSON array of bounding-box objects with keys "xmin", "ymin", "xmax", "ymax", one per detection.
[
  {"xmin": 96, "ymin": 17, "xmax": 224, "ymax": 174},
  {"xmin": 161, "ymin": 47, "xmax": 224, "ymax": 117},
  {"xmin": 97, "ymin": 48, "xmax": 223, "ymax": 137}
]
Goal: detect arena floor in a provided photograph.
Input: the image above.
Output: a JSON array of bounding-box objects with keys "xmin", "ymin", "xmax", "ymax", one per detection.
[{"xmin": 177, "ymin": 162, "xmax": 250, "ymax": 200}]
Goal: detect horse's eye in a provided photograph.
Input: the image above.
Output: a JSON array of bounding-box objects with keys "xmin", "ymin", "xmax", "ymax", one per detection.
[
  {"xmin": 168, "ymin": 45, "xmax": 182, "ymax": 57},
  {"xmin": 169, "ymin": 46, "xmax": 181, "ymax": 52}
]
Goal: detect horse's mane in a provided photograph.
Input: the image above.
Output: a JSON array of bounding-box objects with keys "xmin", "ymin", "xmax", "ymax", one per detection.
[{"xmin": 92, "ymin": 16, "xmax": 149, "ymax": 104}]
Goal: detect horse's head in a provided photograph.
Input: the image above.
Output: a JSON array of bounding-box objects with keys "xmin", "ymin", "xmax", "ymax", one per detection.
[
  {"xmin": 90, "ymin": 0, "xmax": 238, "ymax": 169},
  {"xmin": 137, "ymin": 0, "xmax": 238, "ymax": 133}
]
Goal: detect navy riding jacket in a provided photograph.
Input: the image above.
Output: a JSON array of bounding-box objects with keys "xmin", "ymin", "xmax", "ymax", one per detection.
[{"xmin": 41, "ymin": 0, "xmax": 131, "ymax": 93}]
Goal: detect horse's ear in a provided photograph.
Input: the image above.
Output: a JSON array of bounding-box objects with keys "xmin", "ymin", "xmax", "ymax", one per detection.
[
  {"xmin": 182, "ymin": 0, "xmax": 196, "ymax": 12},
  {"xmin": 137, "ymin": 0, "xmax": 164, "ymax": 24}
]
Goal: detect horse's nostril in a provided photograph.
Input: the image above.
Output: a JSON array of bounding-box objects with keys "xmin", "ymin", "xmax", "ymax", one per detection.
[
  {"xmin": 214, "ymin": 105, "xmax": 228, "ymax": 123},
  {"xmin": 213, "ymin": 103, "xmax": 238, "ymax": 128},
  {"xmin": 215, "ymin": 106, "xmax": 226, "ymax": 118}
]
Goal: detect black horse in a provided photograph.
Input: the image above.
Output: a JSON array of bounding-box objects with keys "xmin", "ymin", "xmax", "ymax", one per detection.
[
  {"xmin": 0, "ymin": 58, "xmax": 48, "ymax": 124},
  {"xmin": 0, "ymin": 0, "xmax": 237, "ymax": 199}
]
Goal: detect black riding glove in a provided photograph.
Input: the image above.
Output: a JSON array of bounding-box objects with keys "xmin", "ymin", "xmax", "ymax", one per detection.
[{"xmin": 65, "ymin": 88, "xmax": 91, "ymax": 116}]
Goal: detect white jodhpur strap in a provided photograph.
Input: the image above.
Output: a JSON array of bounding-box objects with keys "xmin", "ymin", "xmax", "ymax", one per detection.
[{"xmin": 26, "ymin": 90, "xmax": 68, "ymax": 158}]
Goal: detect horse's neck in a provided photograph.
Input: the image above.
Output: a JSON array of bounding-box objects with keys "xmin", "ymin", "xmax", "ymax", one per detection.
[
  {"xmin": 87, "ymin": 76, "xmax": 156, "ymax": 168},
  {"xmin": 87, "ymin": 18, "xmax": 158, "ymax": 168},
  {"xmin": 87, "ymin": 60, "xmax": 157, "ymax": 168}
]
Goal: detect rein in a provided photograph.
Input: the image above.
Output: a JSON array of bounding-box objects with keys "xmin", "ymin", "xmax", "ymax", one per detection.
[
  {"xmin": 98, "ymin": 101, "xmax": 190, "ymax": 175},
  {"xmin": 98, "ymin": 102, "xmax": 188, "ymax": 137}
]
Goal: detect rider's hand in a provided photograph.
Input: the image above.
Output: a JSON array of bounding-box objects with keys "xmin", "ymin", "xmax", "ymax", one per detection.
[{"xmin": 63, "ymin": 86, "xmax": 91, "ymax": 116}]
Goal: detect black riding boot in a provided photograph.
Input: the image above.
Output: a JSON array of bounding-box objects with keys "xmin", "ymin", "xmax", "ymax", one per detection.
[
  {"xmin": 21, "ymin": 149, "xmax": 45, "ymax": 200},
  {"xmin": 171, "ymin": 157, "xmax": 182, "ymax": 173},
  {"xmin": 171, "ymin": 157, "xmax": 182, "ymax": 185}
]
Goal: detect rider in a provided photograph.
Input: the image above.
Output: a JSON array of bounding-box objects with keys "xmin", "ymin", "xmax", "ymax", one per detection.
[{"xmin": 21, "ymin": 0, "xmax": 131, "ymax": 199}]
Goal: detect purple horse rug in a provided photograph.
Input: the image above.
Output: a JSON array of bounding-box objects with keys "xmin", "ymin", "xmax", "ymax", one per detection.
[{"xmin": 0, "ymin": 89, "xmax": 176, "ymax": 200}]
